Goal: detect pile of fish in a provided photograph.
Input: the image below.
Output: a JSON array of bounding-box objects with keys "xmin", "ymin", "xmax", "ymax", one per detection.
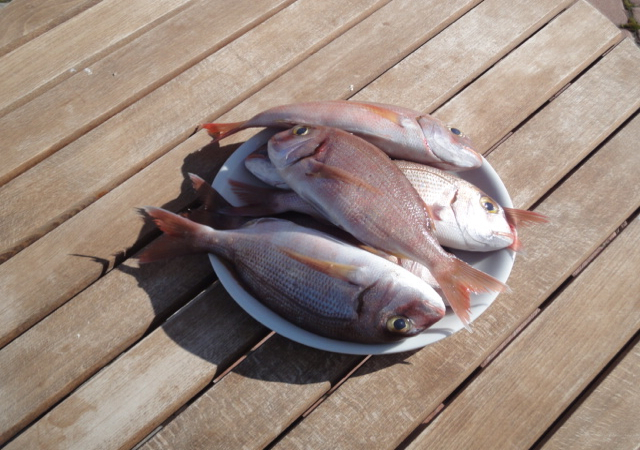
[{"xmin": 139, "ymin": 100, "xmax": 548, "ymax": 344}]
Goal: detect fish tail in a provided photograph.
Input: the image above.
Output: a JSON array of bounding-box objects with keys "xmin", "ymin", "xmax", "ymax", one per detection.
[
  {"xmin": 504, "ymin": 207, "xmax": 549, "ymax": 228},
  {"xmin": 200, "ymin": 121, "xmax": 246, "ymax": 141},
  {"xmin": 138, "ymin": 206, "xmax": 218, "ymax": 263},
  {"xmin": 228, "ymin": 179, "xmax": 275, "ymax": 206},
  {"xmin": 188, "ymin": 173, "xmax": 229, "ymax": 211},
  {"xmin": 435, "ymin": 259, "xmax": 509, "ymax": 329}
]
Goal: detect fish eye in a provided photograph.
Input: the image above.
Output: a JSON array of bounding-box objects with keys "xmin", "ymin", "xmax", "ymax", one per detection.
[
  {"xmin": 386, "ymin": 316, "xmax": 413, "ymax": 333},
  {"xmin": 480, "ymin": 196, "xmax": 499, "ymax": 214},
  {"xmin": 449, "ymin": 126, "xmax": 463, "ymax": 136},
  {"xmin": 292, "ymin": 126, "xmax": 310, "ymax": 136}
]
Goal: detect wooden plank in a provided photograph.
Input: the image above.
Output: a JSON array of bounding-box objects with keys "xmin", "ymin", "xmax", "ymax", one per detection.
[
  {"xmin": 489, "ymin": 38, "xmax": 640, "ymax": 209},
  {"xmin": 0, "ymin": 252, "xmax": 220, "ymax": 445},
  {"xmin": 208, "ymin": 0, "xmax": 483, "ymax": 125},
  {"xmin": 352, "ymin": 0, "xmax": 572, "ymax": 114},
  {"xmin": 4, "ymin": 283, "xmax": 266, "ymax": 450},
  {"xmin": 142, "ymin": 335, "xmax": 360, "ymax": 450},
  {"xmin": 0, "ymin": 131, "xmax": 222, "ymax": 348},
  {"xmin": 434, "ymin": 0, "xmax": 621, "ymax": 153},
  {"xmin": 540, "ymin": 337, "xmax": 640, "ymax": 450},
  {"xmin": 404, "ymin": 220, "xmax": 640, "ymax": 449},
  {"xmin": 0, "ymin": 0, "xmax": 294, "ymax": 186},
  {"xmin": 0, "ymin": 0, "xmax": 103, "ymax": 57},
  {"xmin": 270, "ymin": 72, "xmax": 640, "ymax": 450},
  {"xmin": 0, "ymin": 0, "xmax": 193, "ymax": 116},
  {"xmin": 0, "ymin": 0, "xmax": 387, "ymax": 263}
]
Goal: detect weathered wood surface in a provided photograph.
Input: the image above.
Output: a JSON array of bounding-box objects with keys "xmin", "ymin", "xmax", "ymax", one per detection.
[
  {"xmin": 1, "ymin": 0, "xmax": 639, "ymax": 448},
  {"xmin": 540, "ymin": 336, "xmax": 640, "ymax": 450}
]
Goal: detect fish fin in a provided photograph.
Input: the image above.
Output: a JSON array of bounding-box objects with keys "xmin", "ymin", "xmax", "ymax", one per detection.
[
  {"xmin": 200, "ymin": 121, "xmax": 246, "ymax": 141},
  {"xmin": 306, "ymin": 161, "xmax": 384, "ymax": 196},
  {"xmin": 279, "ymin": 247, "xmax": 361, "ymax": 284},
  {"xmin": 421, "ymin": 200, "xmax": 440, "ymax": 232},
  {"xmin": 355, "ymin": 102, "xmax": 404, "ymax": 126},
  {"xmin": 435, "ymin": 259, "xmax": 509, "ymax": 330},
  {"xmin": 229, "ymin": 179, "xmax": 278, "ymax": 206},
  {"xmin": 188, "ymin": 173, "xmax": 225, "ymax": 211},
  {"xmin": 138, "ymin": 207, "xmax": 213, "ymax": 262},
  {"xmin": 504, "ymin": 207, "xmax": 549, "ymax": 228}
]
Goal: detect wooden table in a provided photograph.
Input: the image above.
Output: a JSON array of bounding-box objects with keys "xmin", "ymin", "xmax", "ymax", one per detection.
[{"xmin": 1, "ymin": 0, "xmax": 639, "ymax": 448}]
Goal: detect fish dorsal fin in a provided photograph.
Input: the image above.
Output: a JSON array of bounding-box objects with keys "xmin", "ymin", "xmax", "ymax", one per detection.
[
  {"xmin": 306, "ymin": 160, "xmax": 384, "ymax": 196},
  {"xmin": 355, "ymin": 102, "xmax": 404, "ymax": 126},
  {"xmin": 279, "ymin": 247, "xmax": 361, "ymax": 285}
]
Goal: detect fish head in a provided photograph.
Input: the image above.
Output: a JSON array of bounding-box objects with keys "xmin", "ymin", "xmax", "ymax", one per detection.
[
  {"xmin": 358, "ymin": 275, "xmax": 446, "ymax": 342},
  {"xmin": 449, "ymin": 186, "xmax": 515, "ymax": 251},
  {"xmin": 417, "ymin": 116, "xmax": 482, "ymax": 171},
  {"xmin": 268, "ymin": 124, "xmax": 328, "ymax": 169}
]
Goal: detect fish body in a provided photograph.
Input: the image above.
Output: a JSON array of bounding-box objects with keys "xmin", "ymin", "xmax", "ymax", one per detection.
[
  {"xmin": 267, "ymin": 125, "xmax": 507, "ymax": 326},
  {"xmin": 203, "ymin": 100, "xmax": 482, "ymax": 171},
  {"xmin": 141, "ymin": 209, "xmax": 445, "ymax": 343},
  {"xmin": 237, "ymin": 152, "xmax": 542, "ymax": 252},
  {"xmin": 395, "ymin": 161, "xmax": 515, "ymax": 251}
]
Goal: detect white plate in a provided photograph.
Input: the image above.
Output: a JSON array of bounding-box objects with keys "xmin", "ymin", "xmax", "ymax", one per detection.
[{"xmin": 210, "ymin": 128, "xmax": 515, "ymax": 354}]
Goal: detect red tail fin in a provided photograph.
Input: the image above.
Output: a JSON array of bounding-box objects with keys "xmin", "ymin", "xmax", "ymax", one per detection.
[
  {"xmin": 200, "ymin": 121, "xmax": 246, "ymax": 141},
  {"xmin": 504, "ymin": 208, "xmax": 549, "ymax": 228},
  {"xmin": 435, "ymin": 259, "xmax": 509, "ymax": 329},
  {"xmin": 138, "ymin": 207, "xmax": 213, "ymax": 263}
]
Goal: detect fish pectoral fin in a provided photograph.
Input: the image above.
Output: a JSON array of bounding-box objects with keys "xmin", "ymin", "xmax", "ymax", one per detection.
[
  {"xmin": 279, "ymin": 247, "xmax": 361, "ymax": 285},
  {"xmin": 305, "ymin": 161, "xmax": 384, "ymax": 196}
]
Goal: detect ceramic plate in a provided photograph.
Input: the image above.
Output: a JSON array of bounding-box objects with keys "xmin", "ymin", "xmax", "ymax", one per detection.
[{"xmin": 210, "ymin": 128, "xmax": 515, "ymax": 354}]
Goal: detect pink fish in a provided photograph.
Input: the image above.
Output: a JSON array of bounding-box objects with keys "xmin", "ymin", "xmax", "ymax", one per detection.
[
  {"xmin": 139, "ymin": 209, "xmax": 445, "ymax": 343},
  {"xmin": 202, "ymin": 100, "xmax": 482, "ymax": 171},
  {"xmin": 267, "ymin": 124, "xmax": 508, "ymax": 327}
]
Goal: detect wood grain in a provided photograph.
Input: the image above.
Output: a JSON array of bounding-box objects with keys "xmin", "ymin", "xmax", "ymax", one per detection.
[
  {"xmin": 0, "ymin": 0, "xmax": 102, "ymax": 57},
  {"xmin": 4, "ymin": 283, "xmax": 266, "ymax": 450},
  {"xmin": 434, "ymin": 0, "xmax": 621, "ymax": 153},
  {"xmin": 0, "ymin": 0, "xmax": 192, "ymax": 116},
  {"xmin": 405, "ymin": 218, "xmax": 640, "ymax": 449},
  {"xmin": 271, "ymin": 60, "xmax": 640, "ymax": 450},
  {"xmin": 0, "ymin": 0, "xmax": 386, "ymax": 263},
  {"xmin": 143, "ymin": 335, "xmax": 360, "ymax": 450},
  {"xmin": 210, "ymin": 0, "xmax": 483, "ymax": 122},
  {"xmin": 0, "ymin": 0, "xmax": 294, "ymax": 186},
  {"xmin": 0, "ymin": 131, "xmax": 219, "ymax": 348},
  {"xmin": 489, "ymin": 38, "xmax": 640, "ymax": 209},
  {"xmin": 540, "ymin": 337, "xmax": 640, "ymax": 450},
  {"xmin": 352, "ymin": 0, "xmax": 573, "ymax": 114},
  {"xmin": 0, "ymin": 252, "xmax": 217, "ymax": 444}
]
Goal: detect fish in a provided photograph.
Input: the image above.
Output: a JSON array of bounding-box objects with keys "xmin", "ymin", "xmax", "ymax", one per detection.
[
  {"xmin": 139, "ymin": 209, "xmax": 446, "ymax": 344},
  {"xmin": 244, "ymin": 144, "xmax": 290, "ymax": 189},
  {"xmin": 233, "ymin": 153, "xmax": 548, "ymax": 252},
  {"xmin": 395, "ymin": 161, "xmax": 549, "ymax": 251},
  {"xmin": 267, "ymin": 124, "xmax": 508, "ymax": 327},
  {"xmin": 202, "ymin": 100, "xmax": 482, "ymax": 171}
]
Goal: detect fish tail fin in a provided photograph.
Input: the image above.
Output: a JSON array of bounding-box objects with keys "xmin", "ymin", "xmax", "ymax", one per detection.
[
  {"xmin": 504, "ymin": 207, "xmax": 549, "ymax": 228},
  {"xmin": 228, "ymin": 179, "xmax": 274, "ymax": 206},
  {"xmin": 200, "ymin": 121, "xmax": 246, "ymax": 141},
  {"xmin": 435, "ymin": 259, "xmax": 509, "ymax": 330},
  {"xmin": 188, "ymin": 173, "xmax": 230, "ymax": 211},
  {"xmin": 138, "ymin": 207, "xmax": 217, "ymax": 263}
]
